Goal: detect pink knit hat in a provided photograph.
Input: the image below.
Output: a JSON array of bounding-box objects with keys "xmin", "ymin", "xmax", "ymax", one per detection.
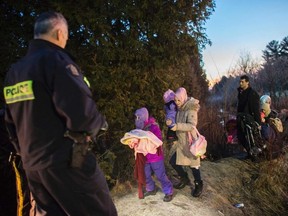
[
  {"xmin": 163, "ymin": 89, "xmax": 175, "ymax": 103},
  {"xmin": 175, "ymin": 87, "xmax": 188, "ymax": 105}
]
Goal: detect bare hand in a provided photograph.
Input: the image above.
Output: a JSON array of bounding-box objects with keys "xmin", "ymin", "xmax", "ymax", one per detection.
[{"xmin": 166, "ymin": 119, "xmax": 172, "ymax": 126}]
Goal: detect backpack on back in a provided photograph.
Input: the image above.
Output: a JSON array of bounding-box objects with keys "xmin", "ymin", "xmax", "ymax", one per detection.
[{"xmin": 268, "ymin": 118, "xmax": 283, "ymax": 133}]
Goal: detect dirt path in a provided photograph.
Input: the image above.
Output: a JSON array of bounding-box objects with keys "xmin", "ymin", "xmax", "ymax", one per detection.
[
  {"xmin": 114, "ymin": 189, "xmax": 220, "ymax": 216},
  {"xmin": 112, "ymin": 158, "xmax": 253, "ymax": 216}
]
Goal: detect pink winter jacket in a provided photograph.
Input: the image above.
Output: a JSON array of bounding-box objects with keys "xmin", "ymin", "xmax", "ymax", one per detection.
[{"xmin": 143, "ymin": 117, "xmax": 164, "ymax": 163}]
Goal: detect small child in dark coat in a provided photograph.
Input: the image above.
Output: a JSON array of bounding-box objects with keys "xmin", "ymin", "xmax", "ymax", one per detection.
[{"xmin": 163, "ymin": 89, "xmax": 178, "ymax": 142}]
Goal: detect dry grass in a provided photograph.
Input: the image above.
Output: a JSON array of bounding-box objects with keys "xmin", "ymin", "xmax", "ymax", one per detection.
[
  {"xmin": 244, "ymin": 154, "xmax": 288, "ymax": 215},
  {"xmin": 198, "ymin": 100, "xmax": 288, "ymax": 215},
  {"xmin": 198, "ymin": 103, "xmax": 228, "ymax": 160},
  {"xmin": 186, "ymin": 101, "xmax": 288, "ymax": 214},
  {"xmin": 110, "ymin": 180, "xmax": 136, "ymax": 198},
  {"xmin": 111, "ymin": 155, "xmax": 288, "ymax": 215}
]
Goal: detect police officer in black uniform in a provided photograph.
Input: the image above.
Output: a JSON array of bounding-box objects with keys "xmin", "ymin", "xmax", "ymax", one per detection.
[{"xmin": 3, "ymin": 11, "xmax": 117, "ymax": 215}]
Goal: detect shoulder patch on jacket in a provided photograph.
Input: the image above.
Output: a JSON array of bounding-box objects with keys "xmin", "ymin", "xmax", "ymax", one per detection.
[
  {"xmin": 4, "ymin": 80, "xmax": 35, "ymax": 104},
  {"xmin": 66, "ymin": 64, "xmax": 79, "ymax": 76}
]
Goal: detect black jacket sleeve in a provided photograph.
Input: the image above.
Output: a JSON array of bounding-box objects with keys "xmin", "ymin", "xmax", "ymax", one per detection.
[{"xmin": 49, "ymin": 52, "xmax": 105, "ymax": 135}]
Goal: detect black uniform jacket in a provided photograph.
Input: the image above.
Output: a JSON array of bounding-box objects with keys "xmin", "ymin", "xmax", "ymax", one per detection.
[{"xmin": 3, "ymin": 39, "xmax": 105, "ymax": 170}]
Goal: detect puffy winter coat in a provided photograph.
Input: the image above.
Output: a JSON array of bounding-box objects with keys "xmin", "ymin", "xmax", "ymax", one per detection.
[
  {"xmin": 143, "ymin": 117, "xmax": 164, "ymax": 163},
  {"xmin": 173, "ymin": 97, "xmax": 201, "ymax": 168}
]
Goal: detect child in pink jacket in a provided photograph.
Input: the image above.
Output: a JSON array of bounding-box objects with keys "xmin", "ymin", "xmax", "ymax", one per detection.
[{"xmin": 135, "ymin": 107, "xmax": 173, "ymax": 202}]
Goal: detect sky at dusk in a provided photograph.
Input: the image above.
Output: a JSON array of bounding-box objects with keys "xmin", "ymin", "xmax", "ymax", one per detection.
[{"xmin": 202, "ymin": 0, "xmax": 288, "ymax": 81}]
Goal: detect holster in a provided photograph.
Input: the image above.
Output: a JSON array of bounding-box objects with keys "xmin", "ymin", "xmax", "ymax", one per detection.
[
  {"xmin": 64, "ymin": 130, "xmax": 92, "ymax": 168},
  {"xmin": 70, "ymin": 142, "xmax": 91, "ymax": 168}
]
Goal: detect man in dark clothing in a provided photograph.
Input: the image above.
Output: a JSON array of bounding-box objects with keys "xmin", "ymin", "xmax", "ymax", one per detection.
[
  {"xmin": 3, "ymin": 11, "xmax": 117, "ymax": 215},
  {"xmin": 237, "ymin": 75, "xmax": 261, "ymax": 157}
]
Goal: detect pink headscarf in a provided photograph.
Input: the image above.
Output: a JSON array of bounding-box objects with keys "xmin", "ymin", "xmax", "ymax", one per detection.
[{"xmin": 175, "ymin": 87, "xmax": 188, "ymax": 106}]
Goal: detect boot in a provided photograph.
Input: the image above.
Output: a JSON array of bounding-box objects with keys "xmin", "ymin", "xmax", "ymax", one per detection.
[
  {"xmin": 173, "ymin": 176, "xmax": 190, "ymax": 189},
  {"xmin": 144, "ymin": 187, "xmax": 158, "ymax": 197},
  {"xmin": 192, "ymin": 180, "xmax": 203, "ymax": 197},
  {"xmin": 163, "ymin": 193, "xmax": 173, "ymax": 202}
]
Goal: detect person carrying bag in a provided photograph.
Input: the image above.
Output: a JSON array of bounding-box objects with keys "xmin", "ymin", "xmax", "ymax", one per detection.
[{"xmin": 168, "ymin": 87, "xmax": 204, "ymax": 197}]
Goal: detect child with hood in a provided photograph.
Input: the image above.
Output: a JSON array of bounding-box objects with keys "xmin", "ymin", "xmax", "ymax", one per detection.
[
  {"xmin": 168, "ymin": 87, "xmax": 203, "ymax": 197},
  {"xmin": 135, "ymin": 107, "xmax": 174, "ymax": 202},
  {"xmin": 163, "ymin": 89, "xmax": 178, "ymax": 142}
]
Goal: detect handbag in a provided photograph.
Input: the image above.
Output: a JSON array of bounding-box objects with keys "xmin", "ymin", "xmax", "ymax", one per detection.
[{"xmin": 188, "ymin": 127, "xmax": 207, "ymax": 157}]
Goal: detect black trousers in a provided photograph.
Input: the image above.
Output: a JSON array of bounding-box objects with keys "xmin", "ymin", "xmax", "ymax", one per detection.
[
  {"xmin": 0, "ymin": 158, "xmax": 17, "ymax": 216},
  {"xmin": 237, "ymin": 123, "xmax": 250, "ymax": 153},
  {"xmin": 169, "ymin": 152, "xmax": 201, "ymax": 182},
  {"xmin": 0, "ymin": 153, "xmax": 33, "ymax": 216},
  {"xmin": 25, "ymin": 153, "xmax": 117, "ymax": 216},
  {"xmin": 11, "ymin": 156, "xmax": 33, "ymax": 216}
]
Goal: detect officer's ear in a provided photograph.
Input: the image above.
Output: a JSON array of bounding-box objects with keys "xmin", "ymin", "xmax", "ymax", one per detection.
[
  {"xmin": 55, "ymin": 28, "xmax": 68, "ymax": 48},
  {"xmin": 53, "ymin": 28, "xmax": 63, "ymax": 39},
  {"xmin": 56, "ymin": 29, "xmax": 62, "ymax": 41},
  {"xmin": 55, "ymin": 29, "xmax": 60, "ymax": 40}
]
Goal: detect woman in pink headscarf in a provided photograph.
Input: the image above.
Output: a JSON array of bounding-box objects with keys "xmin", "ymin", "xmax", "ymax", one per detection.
[{"xmin": 167, "ymin": 87, "xmax": 203, "ymax": 197}]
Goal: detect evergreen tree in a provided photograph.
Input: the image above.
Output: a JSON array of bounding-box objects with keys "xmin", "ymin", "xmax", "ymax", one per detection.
[
  {"xmin": 0, "ymin": 0, "xmax": 215, "ymax": 179},
  {"xmin": 263, "ymin": 40, "xmax": 281, "ymax": 62}
]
